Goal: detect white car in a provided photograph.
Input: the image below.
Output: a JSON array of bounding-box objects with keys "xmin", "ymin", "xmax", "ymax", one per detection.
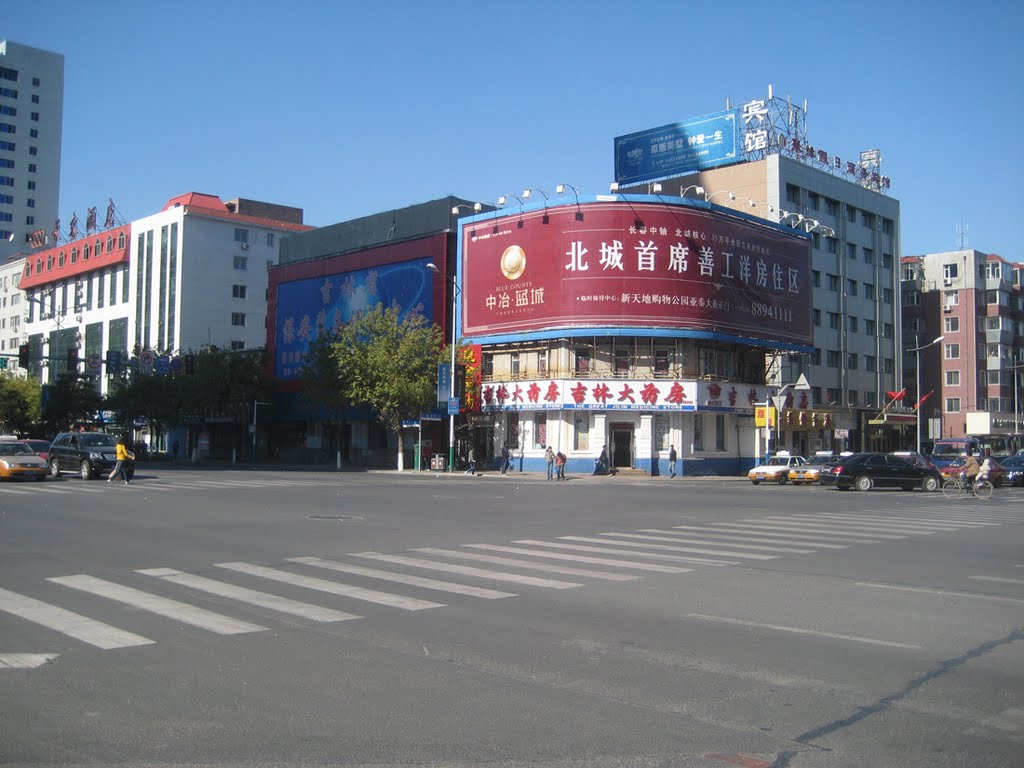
[{"xmin": 748, "ymin": 454, "xmax": 806, "ymax": 485}]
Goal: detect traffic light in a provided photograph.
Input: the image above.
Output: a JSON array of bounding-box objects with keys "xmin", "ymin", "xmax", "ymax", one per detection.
[
  {"xmin": 0, "ymin": 357, "xmax": 7, "ymax": 369},
  {"xmin": 18, "ymin": 343, "xmax": 29, "ymax": 367},
  {"xmin": 67, "ymin": 347, "xmax": 79, "ymax": 369},
  {"xmin": 105, "ymin": 349, "xmax": 123, "ymax": 374}
]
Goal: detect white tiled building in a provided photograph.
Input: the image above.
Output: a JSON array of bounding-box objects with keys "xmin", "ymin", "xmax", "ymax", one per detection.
[{"xmin": 0, "ymin": 253, "xmax": 26, "ymax": 375}]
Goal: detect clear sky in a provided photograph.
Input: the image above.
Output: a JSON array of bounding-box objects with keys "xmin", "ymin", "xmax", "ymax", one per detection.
[{"xmin": 4, "ymin": 0, "xmax": 1022, "ymax": 258}]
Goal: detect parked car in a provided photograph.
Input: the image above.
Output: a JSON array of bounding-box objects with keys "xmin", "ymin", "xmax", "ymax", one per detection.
[
  {"xmin": 748, "ymin": 453, "xmax": 806, "ymax": 485},
  {"xmin": 48, "ymin": 432, "xmax": 119, "ymax": 480},
  {"xmin": 20, "ymin": 438, "xmax": 52, "ymax": 463},
  {"xmin": 820, "ymin": 452, "xmax": 941, "ymax": 492},
  {"xmin": 999, "ymin": 455, "xmax": 1024, "ymax": 487},
  {"xmin": 0, "ymin": 441, "xmax": 49, "ymax": 481},
  {"xmin": 788, "ymin": 453, "xmax": 835, "ymax": 485},
  {"xmin": 936, "ymin": 456, "xmax": 1006, "ymax": 488}
]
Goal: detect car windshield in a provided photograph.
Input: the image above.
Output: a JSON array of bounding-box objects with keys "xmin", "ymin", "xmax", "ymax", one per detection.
[
  {"xmin": 765, "ymin": 458, "xmax": 789, "ymax": 466},
  {"xmin": 805, "ymin": 456, "xmax": 833, "ymax": 466},
  {"xmin": 0, "ymin": 442, "xmax": 32, "ymax": 455},
  {"xmin": 79, "ymin": 434, "xmax": 116, "ymax": 447}
]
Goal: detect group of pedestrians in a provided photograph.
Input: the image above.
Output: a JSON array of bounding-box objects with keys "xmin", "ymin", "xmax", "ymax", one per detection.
[{"xmin": 544, "ymin": 445, "xmax": 566, "ymax": 480}]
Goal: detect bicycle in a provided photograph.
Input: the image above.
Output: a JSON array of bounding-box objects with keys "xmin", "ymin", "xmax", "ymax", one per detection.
[{"xmin": 941, "ymin": 472, "xmax": 993, "ymax": 500}]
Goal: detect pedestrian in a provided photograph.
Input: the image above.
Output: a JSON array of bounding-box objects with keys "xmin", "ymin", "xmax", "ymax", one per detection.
[
  {"xmin": 669, "ymin": 444, "xmax": 677, "ymax": 478},
  {"xmin": 172, "ymin": 439, "xmax": 180, "ymax": 464},
  {"xmin": 500, "ymin": 443, "xmax": 511, "ymax": 475},
  {"xmin": 594, "ymin": 446, "xmax": 609, "ymax": 475},
  {"xmin": 107, "ymin": 436, "xmax": 135, "ymax": 485},
  {"xmin": 465, "ymin": 445, "xmax": 477, "ymax": 476},
  {"xmin": 544, "ymin": 445, "xmax": 555, "ymax": 480},
  {"xmin": 554, "ymin": 450, "xmax": 567, "ymax": 480},
  {"xmin": 961, "ymin": 452, "xmax": 980, "ymax": 487}
]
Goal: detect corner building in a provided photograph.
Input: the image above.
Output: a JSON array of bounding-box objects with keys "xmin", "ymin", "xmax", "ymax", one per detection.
[{"xmin": 456, "ymin": 196, "xmax": 811, "ymax": 476}]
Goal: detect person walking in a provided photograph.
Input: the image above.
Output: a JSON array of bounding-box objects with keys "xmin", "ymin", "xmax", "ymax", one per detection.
[
  {"xmin": 544, "ymin": 445, "xmax": 555, "ymax": 480},
  {"xmin": 668, "ymin": 445, "xmax": 677, "ymax": 478},
  {"xmin": 108, "ymin": 436, "xmax": 134, "ymax": 485},
  {"xmin": 500, "ymin": 443, "xmax": 511, "ymax": 475},
  {"xmin": 464, "ymin": 445, "xmax": 477, "ymax": 476},
  {"xmin": 554, "ymin": 450, "xmax": 567, "ymax": 480}
]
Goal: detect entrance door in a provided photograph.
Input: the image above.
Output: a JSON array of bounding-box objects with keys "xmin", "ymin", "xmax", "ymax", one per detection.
[{"xmin": 611, "ymin": 427, "xmax": 632, "ymax": 468}]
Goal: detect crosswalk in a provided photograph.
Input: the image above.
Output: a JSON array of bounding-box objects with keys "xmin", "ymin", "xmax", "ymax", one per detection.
[
  {"xmin": 0, "ymin": 476, "xmax": 335, "ymax": 495},
  {"xmin": 2, "ymin": 506, "xmax": 1019, "ymax": 670}
]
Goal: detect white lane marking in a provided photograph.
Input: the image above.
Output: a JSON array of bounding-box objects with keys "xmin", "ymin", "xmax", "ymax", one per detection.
[
  {"xmin": 969, "ymin": 575, "xmax": 1024, "ymax": 586},
  {"xmin": 810, "ymin": 512, "xmax": 994, "ymax": 529},
  {"xmin": 0, "ymin": 586, "xmax": 153, "ymax": 649},
  {"xmin": 477, "ymin": 542, "xmax": 699, "ymax": 571},
  {"xmin": 412, "ymin": 548, "xmax": 639, "ymax": 582},
  {"xmin": 599, "ymin": 531, "xmax": 814, "ymax": 554},
  {"xmin": 785, "ymin": 514, "xmax": 960, "ymax": 532},
  {"xmin": 0, "ymin": 653, "xmax": 59, "ymax": 669},
  {"xmin": 856, "ymin": 582, "xmax": 1024, "ymax": 604},
  {"xmin": 287, "ymin": 557, "xmax": 517, "ymax": 599},
  {"xmin": 350, "ymin": 552, "xmax": 583, "ymax": 589},
  {"xmin": 0, "ymin": 487, "xmax": 30, "ymax": 494},
  {"xmin": 13, "ymin": 486, "xmax": 74, "ymax": 494},
  {"xmin": 644, "ymin": 528, "xmax": 849, "ymax": 549},
  {"xmin": 137, "ymin": 568, "xmax": 359, "ymax": 622},
  {"xmin": 738, "ymin": 520, "xmax": 906, "ymax": 539},
  {"xmin": 47, "ymin": 575, "xmax": 265, "ymax": 635},
  {"xmin": 543, "ymin": 537, "xmax": 773, "ymax": 561},
  {"xmin": 697, "ymin": 524, "xmax": 881, "ymax": 543},
  {"xmin": 684, "ymin": 613, "xmax": 925, "ymax": 650},
  {"xmin": 216, "ymin": 562, "xmax": 444, "ymax": 611}
]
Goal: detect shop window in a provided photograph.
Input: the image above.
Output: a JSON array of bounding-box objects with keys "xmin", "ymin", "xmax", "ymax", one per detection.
[
  {"xmin": 573, "ymin": 413, "xmax": 590, "ymax": 450},
  {"xmin": 575, "ymin": 349, "xmax": 590, "ymax": 374}
]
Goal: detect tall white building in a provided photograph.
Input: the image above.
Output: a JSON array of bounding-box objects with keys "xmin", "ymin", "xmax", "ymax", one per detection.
[
  {"xmin": 20, "ymin": 192, "xmax": 310, "ymax": 396},
  {"xmin": 0, "ymin": 41, "xmax": 64, "ymax": 261},
  {"xmin": 0, "ymin": 254, "xmax": 26, "ymax": 375}
]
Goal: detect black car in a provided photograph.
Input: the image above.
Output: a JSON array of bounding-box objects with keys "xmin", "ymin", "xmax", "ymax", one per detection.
[
  {"xmin": 820, "ymin": 452, "xmax": 941, "ymax": 492},
  {"xmin": 999, "ymin": 455, "xmax": 1024, "ymax": 487},
  {"xmin": 49, "ymin": 432, "xmax": 120, "ymax": 480}
]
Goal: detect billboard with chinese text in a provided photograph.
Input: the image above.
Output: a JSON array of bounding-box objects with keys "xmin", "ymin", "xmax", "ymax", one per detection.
[
  {"xmin": 274, "ymin": 258, "xmax": 434, "ymax": 380},
  {"xmin": 614, "ymin": 110, "xmax": 739, "ymax": 184},
  {"xmin": 460, "ymin": 201, "xmax": 811, "ymax": 346}
]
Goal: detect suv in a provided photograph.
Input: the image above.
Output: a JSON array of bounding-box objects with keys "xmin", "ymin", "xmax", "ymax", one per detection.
[{"xmin": 49, "ymin": 432, "xmax": 119, "ymax": 480}]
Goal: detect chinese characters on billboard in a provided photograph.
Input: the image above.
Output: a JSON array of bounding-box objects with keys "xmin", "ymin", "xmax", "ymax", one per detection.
[{"xmin": 460, "ymin": 202, "xmax": 811, "ymax": 346}]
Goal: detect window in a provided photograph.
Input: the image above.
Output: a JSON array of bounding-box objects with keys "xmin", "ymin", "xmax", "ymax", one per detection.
[
  {"xmin": 827, "ymin": 274, "xmax": 839, "ymax": 291},
  {"xmin": 230, "ymin": 340, "xmax": 246, "ymax": 351},
  {"xmin": 847, "ymin": 354, "xmax": 858, "ymax": 370},
  {"xmin": 233, "ymin": 255, "xmax": 248, "ymax": 270},
  {"xmin": 882, "ymin": 253, "xmax": 893, "ymax": 270},
  {"xmin": 883, "ymin": 323, "xmax": 894, "ymax": 339},
  {"xmin": 946, "ymin": 397, "xmax": 961, "ymax": 413},
  {"xmin": 847, "ymin": 243, "xmax": 857, "ymax": 260},
  {"xmin": 117, "ymin": 231, "xmax": 126, "ymax": 249},
  {"xmin": 863, "ymin": 248, "xmax": 875, "ymax": 265},
  {"xmin": 232, "ymin": 284, "xmax": 247, "ymax": 299},
  {"xmin": 946, "ymin": 370, "xmax": 960, "ymax": 386},
  {"xmin": 510, "ymin": 352, "xmax": 520, "ymax": 377},
  {"xmin": 865, "ymin": 391, "xmax": 877, "ymax": 407},
  {"xmin": 534, "ymin": 412, "xmax": 547, "ymax": 449},
  {"xmin": 575, "ymin": 348, "xmax": 590, "ymax": 374},
  {"xmin": 826, "ymin": 350, "xmax": 841, "ymax": 368},
  {"xmin": 848, "ymin": 390, "xmax": 859, "ymax": 406},
  {"xmin": 847, "ymin": 316, "xmax": 858, "ymax": 333},
  {"xmin": 29, "ymin": 146, "xmax": 36, "ymax": 155},
  {"xmin": 881, "ymin": 218, "xmax": 894, "ymax": 236},
  {"xmin": 826, "ymin": 237, "xmax": 838, "ymax": 254},
  {"xmin": 266, "ymin": 232, "xmax": 275, "ymax": 247},
  {"xmin": 825, "ymin": 198, "xmax": 839, "ymax": 217},
  {"xmin": 538, "ymin": 351, "xmax": 548, "ymax": 375},
  {"xmin": 654, "ymin": 349, "xmax": 670, "ymax": 374},
  {"xmin": 807, "ymin": 191, "xmax": 820, "ymax": 211},
  {"xmin": 693, "ymin": 414, "xmax": 704, "ymax": 452},
  {"xmin": 573, "ymin": 412, "xmax": 590, "ymax": 451},
  {"xmin": 812, "ymin": 309, "xmax": 820, "ymax": 326},
  {"xmin": 507, "ymin": 413, "xmax": 520, "ymax": 450},
  {"xmin": 827, "ymin": 388, "xmax": 841, "ymax": 405},
  {"xmin": 864, "ymin": 319, "xmax": 876, "ymax": 335},
  {"xmin": 883, "ymin": 288, "xmax": 893, "ymax": 304},
  {"xmin": 884, "ymin": 358, "xmax": 894, "ymax": 374},
  {"xmin": 944, "ymin": 290, "xmax": 959, "ymax": 306},
  {"xmin": 234, "ymin": 228, "xmax": 249, "ymax": 243},
  {"xmin": 861, "ymin": 211, "xmax": 875, "ymax": 229},
  {"xmin": 83, "ymin": 243, "xmax": 90, "ymax": 260},
  {"xmin": 811, "ymin": 232, "xmax": 820, "ymax": 250},
  {"xmin": 846, "ymin": 205, "xmax": 856, "ymax": 223},
  {"xmin": 847, "ymin": 279, "xmax": 858, "ymax": 296},
  {"xmin": 715, "ymin": 414, "xmax": 726, "ymax": 451},
  {"xmin": 866, "ymin": 355, "xmax": 877, "ymax": 372},
  {"xmin": 828, "ymin": 312, "xmax": 840, "ymax": 329},
  {"xmin": 614, "ymin": 350, "xmax": 629, "ymax": 374},
  {"xmin": 231, "ymin": 312, "xmax": 246, "ymax": 327},
  {"xmin": 785, "ymin": 184, "xmax": 800, "ymax": 204},
  {"xmin": 944, "ymin": 316, "xmax": 959, "ymax": 333},
  {"xmin": 864, "ymin": 283, "xmax": 876, "ymax": 300},
  {"xmin": 811, "ymin": 270, "xmax": 821, "ymax": 288},
  {"xmin": 654, "ymin": 414, "xmax": 669, "ymax": 450},
  {"xmin": 944, "ymin": 343, "xmax": 960, "ymax": 359}
]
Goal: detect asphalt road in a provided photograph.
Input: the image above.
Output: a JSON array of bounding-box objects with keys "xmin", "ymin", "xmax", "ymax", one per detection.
[{"xmin": 1, "ymin": 466, "xmax": 1022, "ymax": 768}]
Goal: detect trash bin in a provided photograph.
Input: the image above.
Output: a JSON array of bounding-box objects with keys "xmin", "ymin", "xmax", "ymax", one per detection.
[{"xmin": 431, "ymin": 454, "xmax": 445, "ymax": 471}]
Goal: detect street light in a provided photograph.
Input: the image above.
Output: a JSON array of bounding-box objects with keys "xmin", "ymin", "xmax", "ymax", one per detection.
[
  {"xmin": 251, "ymin": 400, "xmax": 269, "ymax": 462},
  {"xmin": 680, "ymin": 184, "xmax": 704, "ymax": 198},
  {"xmin": 909, "ymin": 335, "xmax": 944, "ymax": 454},
  {"xmin": 426, "ymin": 262, "xmax": 459, "ymax": 473},
  {"xmin": 766, "ymin": 373, "xmax": 811, "ymax": 460},
  {"xmin": 704, "ymin": 190, "xmax": 736, "ymax": 204},
  {"xmin": 1010, "ymin": 362, "xmax": 1024, "ymax": 435}
]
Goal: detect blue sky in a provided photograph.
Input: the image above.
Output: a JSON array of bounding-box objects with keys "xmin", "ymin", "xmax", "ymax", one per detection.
[{"xmin": 5, "ymin": 0, "xmax": 1022, "ymax": 258}]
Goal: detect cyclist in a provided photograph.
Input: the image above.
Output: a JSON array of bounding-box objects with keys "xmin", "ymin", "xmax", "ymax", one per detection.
[{"xmin": 961, "ymin": 452, "xmax": 981, "ymax": 488}]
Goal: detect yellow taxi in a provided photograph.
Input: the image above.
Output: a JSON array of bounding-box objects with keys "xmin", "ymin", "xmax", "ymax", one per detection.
[
  {"xmin": 0, "ymin": 441, "xmax": 49, "ymax": 481},
  {"xmin": 748, "ymin": 452, "xmax": 806, "ymax": 485},
  {"xmin": 788, "ymin": 452, "xmax": 836, "ymax": 485}
]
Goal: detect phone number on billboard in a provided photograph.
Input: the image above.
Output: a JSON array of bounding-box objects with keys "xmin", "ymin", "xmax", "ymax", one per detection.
[{"xmin": 751, "ymin": 302, "xmax": 793, "ymax": 323}]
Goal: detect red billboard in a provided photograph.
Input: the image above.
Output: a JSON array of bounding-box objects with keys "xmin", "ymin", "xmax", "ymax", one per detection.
[{"xmin": 460, "ymin": 201, "xmax": 811, "ymax": 345}]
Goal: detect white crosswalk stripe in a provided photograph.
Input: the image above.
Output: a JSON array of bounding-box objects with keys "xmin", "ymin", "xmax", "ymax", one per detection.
[
  {"xmin": 809, "ymin": 512, "xmax": 993, "ymax": 529},
  {"xmin": 137, "ymin": 568, "xmax": 360, "ymax": 622},
  {"xmin": 542, "ymin": 537, "xmax": 774, "ymax": 561},
  {"xmin": 215, "ymin": 562, "xmax": 445, "ymax": 611},
  {"xmin": 686, "ymin": 523, "xmax": 881, "ymax": 544},
  {"xmin": 48, "ymin": 575, "xmax": 266, "ymax": 635},
  {"xmin": 412, "ymin": 548, "xmax": 641, "ymax": 581},
  {"xmin": 782, "ymin": 514, "xmax": 959, "ymax": 533},
  {"xmin": 474, "ymin": 542, "xmax": 700, "ymax": 571},
  {"xmin": 735, "ymin": 520, "xmax": 907, "ymax": 539},
  {"xmin": 0, "ymin": 653, "xmax": 60, "ymax": 669},
  {"xmin": 596, "ymin": 531, "xmax": 815, "ymax": 554},
  {"xmin": 350, "ymin": 552, "xmax": 585, "ymax": 588},
  {"xmin": 648, "ymin": 527, "xmax": 850, "ymax": 549},
  {"xmin": 287, "ymin": 557, "xmax": 518, "ymax": 599},
  {"xmin": 0, "ymin": 586, "xmax": 153, "ymax": 649}
]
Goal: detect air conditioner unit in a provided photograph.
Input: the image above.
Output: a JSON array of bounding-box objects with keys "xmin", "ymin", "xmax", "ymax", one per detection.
[
  {"xmin": 943, "ymin": 277, "xmax": 953, "ymax": 286},
  {"xmin": 240, "ymin": 243, "xmax": 250, "ymax": 250},
  {"xmin": 943, "ymin": 304, "xmax": 953, "ymax": 312}
]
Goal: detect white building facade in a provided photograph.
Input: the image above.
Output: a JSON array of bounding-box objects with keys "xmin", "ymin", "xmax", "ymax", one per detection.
[
  {"xmin": 0, "ymin": 41, "xmax": 63, "ymax": 262},
  {"xmin": 0, "ymin": 254, "xmax": 26, "ymax": 375}
]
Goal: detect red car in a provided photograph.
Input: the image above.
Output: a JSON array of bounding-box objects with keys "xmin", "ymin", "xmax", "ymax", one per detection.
[
  {"xmin": 937, "ymin": 456, "xmax": 1006, "ymax": 487},
  {"xmin": 20, "ymin": 439, "xmax": 52, "ymax": 463}
]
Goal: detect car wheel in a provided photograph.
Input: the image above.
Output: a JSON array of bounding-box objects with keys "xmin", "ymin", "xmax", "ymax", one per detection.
[
  {"xmin": 777, "ymin": 474, "xmax": 787, "ymax": 485},
  {"xmin": 854, "ymin": 474, "xmax": 873, "ymax": 491},
  {"xmin": 79, "ymin": 460, "xmax": 92, "ymax": 480},
  {"xmin": 49, "ymin": 459, "xmax": 60, "ymax": 477},
  {"xmin": 921, "ymin": 476, "xmax": 939, "ymax": 492},
  {"xmin": 751, "ymin": 479, "xmax": 760, "ymax": 485}
]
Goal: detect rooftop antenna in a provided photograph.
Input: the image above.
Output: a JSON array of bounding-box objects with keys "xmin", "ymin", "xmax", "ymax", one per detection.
[{"xmin": 956, "ymin": 221, "xmax": 969, "ymax": 249}]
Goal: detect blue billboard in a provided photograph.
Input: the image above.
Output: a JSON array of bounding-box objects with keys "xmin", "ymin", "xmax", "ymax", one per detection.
[
  {"xmin": 614, "ymin": 109, "xmax": 740, "ymax": 185},
  {"xmin": 275, "ymin": 257, "xmax": 434, "ymax": 380}
]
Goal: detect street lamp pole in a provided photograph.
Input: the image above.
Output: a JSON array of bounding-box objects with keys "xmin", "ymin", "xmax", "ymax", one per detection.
[
  {"xmin": 427, "ymin": 262, "xmax": 459, "ymax": 473},
  {"xmin": 251, "ymin": 400, "xmax": 269, "ymax": 462},
  {"xmin": 909, "ymin": 335, "xmax": 944, "ymax": 454},
  {"xmin": 1011, "ymin": 363, "xmax": 1024, "ymax": 436},
  {"xmin": 766, "ymin": 374, "xmax": 811, "ymax": 459}
]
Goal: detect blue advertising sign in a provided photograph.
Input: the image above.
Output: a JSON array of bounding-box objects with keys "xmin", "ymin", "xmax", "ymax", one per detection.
[
  {"xmin": 437, "ymin": 362, "xmax": 451, "ymax": 408},
  {"xmin": 614, "ymin": 110, "xmax": 740, "ymax": 185}
]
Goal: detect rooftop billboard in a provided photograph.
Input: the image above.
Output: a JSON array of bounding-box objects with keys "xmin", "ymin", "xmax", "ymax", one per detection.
[{"xmin": 614, "ymin": 109, "xmax": 739, "ymax": 184}]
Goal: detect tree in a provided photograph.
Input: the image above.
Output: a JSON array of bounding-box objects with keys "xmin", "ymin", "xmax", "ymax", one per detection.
[
  {"xmin": 325, "ymin": 304, "xmax": 443, "ymax": 469},
  {"xmin": 0, "ymin": 374, "xmax": 42, "ymax": 435},
  {"xmin": 41, "ymin": 374, "xmax": 103, "ymax": 436}
]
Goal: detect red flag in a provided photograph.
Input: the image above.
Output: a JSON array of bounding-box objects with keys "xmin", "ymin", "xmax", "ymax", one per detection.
[
  {"xmin": 914, "ymin": 391, "xmax": 933, "ymax": 411},
  {"xmin": 886, "ymin": 388, "xmax": 906, "ymax": 401}
]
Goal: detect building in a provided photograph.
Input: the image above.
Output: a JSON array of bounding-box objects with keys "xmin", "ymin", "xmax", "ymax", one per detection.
[
  {"xmin": 0, "ymin": 254, "xmax": 26, "ymax": 375},
  {"xmin": 901, "ymin": 249, "xmax": 1024, "ymax": 444},
  {"xmin": 617, "ymin": 88, "xmax": 903, "ymax": 456},
  {"xmin": 0, "ymin": 41, "xmax": 64, "ymax": 262},
  {"xmin": 19, "ymin": 192, "xmax": 309, "ymax": 398}
]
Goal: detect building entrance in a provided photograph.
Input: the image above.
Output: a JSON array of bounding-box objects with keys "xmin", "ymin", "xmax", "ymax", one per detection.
[{"xmin": 610, "ymin": 425, "xmax": 633, "ymax": 469}]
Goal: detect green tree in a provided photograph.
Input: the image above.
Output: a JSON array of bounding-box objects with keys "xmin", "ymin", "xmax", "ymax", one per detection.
[
  {"xmin": 0, "ymin": 374, "xmax": 42, "ymax": 435},
  {"xmin": 41, "ymin": 374, "xmax": 103, "ymax": 436},
  {"xmin": 324, "ymin": 304, "xmax": 443, "ymax": 469}
]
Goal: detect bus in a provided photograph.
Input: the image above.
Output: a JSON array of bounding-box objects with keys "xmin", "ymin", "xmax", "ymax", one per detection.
[{"xmin": 931, "ymin": 434, "xmax": 1024, "ymax": 465}]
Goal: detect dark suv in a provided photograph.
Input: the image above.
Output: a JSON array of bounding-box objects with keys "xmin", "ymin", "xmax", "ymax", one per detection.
[{"xmin": 49, "ymin": 432, "xmax": 119, "ymax": 480}]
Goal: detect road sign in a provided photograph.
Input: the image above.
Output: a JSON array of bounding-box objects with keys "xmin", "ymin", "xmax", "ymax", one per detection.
[
  {"xmin": 448, "ymin": 397, "xmax": 460, "ymax": 415},
  {"xmin": 86, "ymin": 352, "xmax": 102, "ymax": 371}
]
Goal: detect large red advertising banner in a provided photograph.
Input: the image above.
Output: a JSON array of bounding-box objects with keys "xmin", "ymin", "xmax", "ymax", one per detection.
[{"xmin": 460, "ymin": 201, "xmax": 812, "ymax": 345}]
